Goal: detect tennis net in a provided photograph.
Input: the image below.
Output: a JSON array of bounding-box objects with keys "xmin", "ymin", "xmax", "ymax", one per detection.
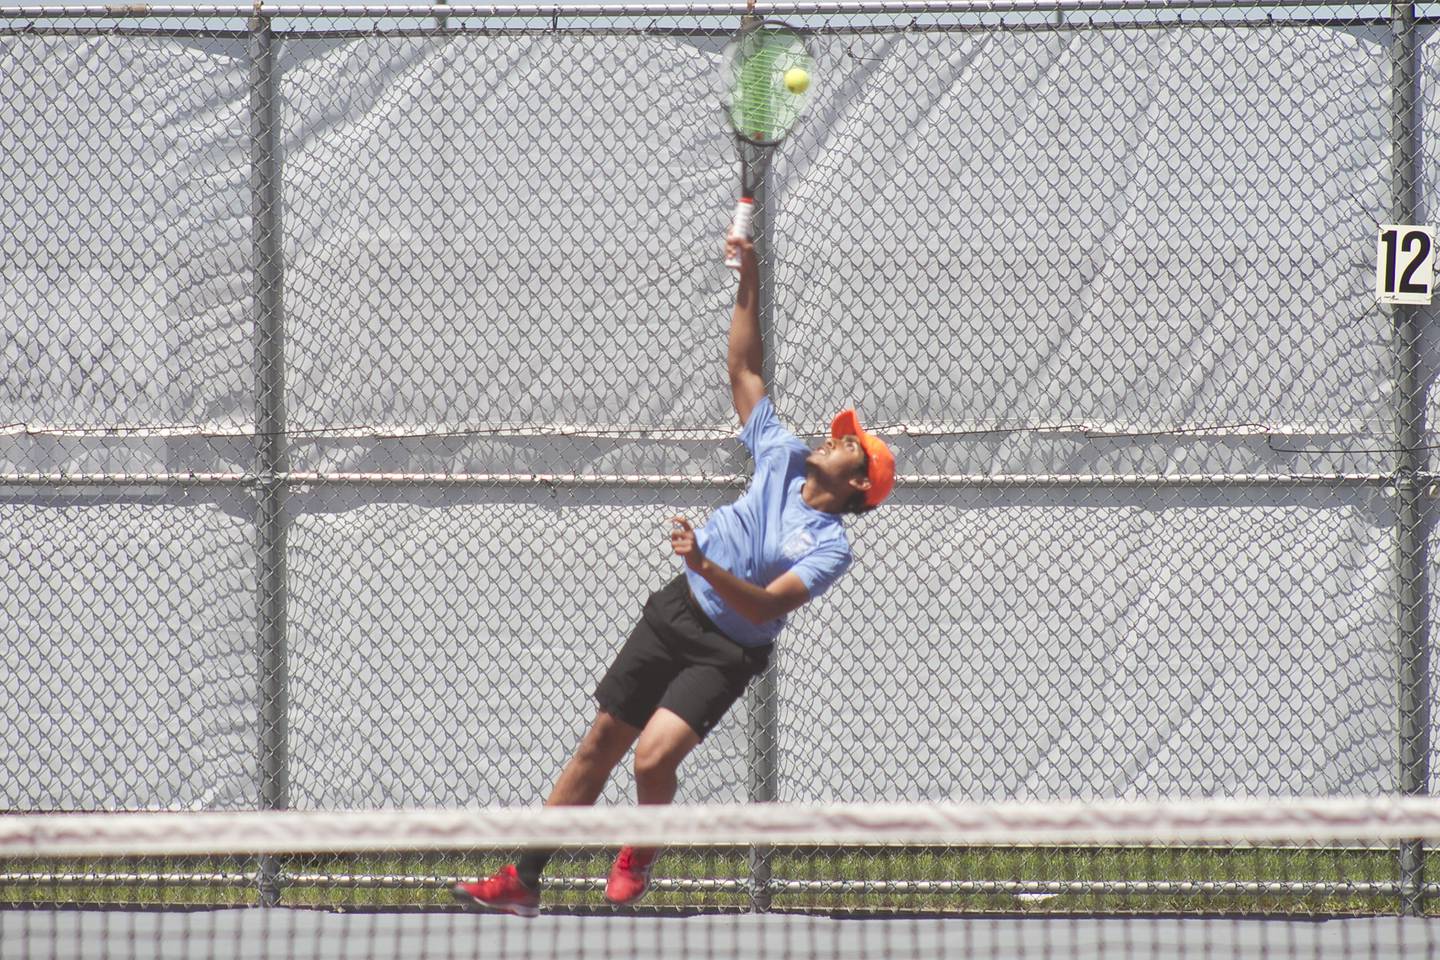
[{"xmin": 3, "ymin": 797, "xmax": 1439, "ymax": 959}]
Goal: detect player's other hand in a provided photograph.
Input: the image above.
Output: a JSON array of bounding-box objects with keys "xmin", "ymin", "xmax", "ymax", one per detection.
[
  {"xmin": 724, "ymin": 234, "xmax": 756, "ymax": 273},
  {"xmin": 670, "ymin": 516, "xmax": 708, "ymax": 573}
]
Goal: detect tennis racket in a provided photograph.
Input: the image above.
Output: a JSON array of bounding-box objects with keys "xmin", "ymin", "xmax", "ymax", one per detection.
[{"xmin": 719, "ymin": 20, "xmax": 815, "ymax": 269}]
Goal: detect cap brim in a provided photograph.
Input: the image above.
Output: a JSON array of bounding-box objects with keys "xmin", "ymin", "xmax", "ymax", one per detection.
[{"xmin": 831, "ymin": 409, "xmax": 863, "ymax": 440}]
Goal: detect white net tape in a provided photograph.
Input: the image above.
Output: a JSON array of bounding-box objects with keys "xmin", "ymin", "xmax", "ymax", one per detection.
[{"xmin": 9, "ymin": 798, "xmax": 1440, "ymax": 857}]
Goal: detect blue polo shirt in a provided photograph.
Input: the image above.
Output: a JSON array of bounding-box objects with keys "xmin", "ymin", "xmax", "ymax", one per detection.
[{"xmin": 686, "ymin": 397, "xmax": 852, "ymax": 647}]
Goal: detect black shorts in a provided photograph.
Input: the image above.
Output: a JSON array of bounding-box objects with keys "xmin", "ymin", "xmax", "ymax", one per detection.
[{"xmin": 594, "ymin": 575, "xmax": 773, "ymax": 740}]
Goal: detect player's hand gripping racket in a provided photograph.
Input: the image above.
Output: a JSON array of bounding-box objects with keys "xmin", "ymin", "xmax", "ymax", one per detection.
[{"xmin": 720, "ymin": 20, "xmax": 815, "ymax": 269}]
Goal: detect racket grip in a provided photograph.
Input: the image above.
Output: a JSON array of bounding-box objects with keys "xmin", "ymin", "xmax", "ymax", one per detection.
[{"xmin": 724, "ymin": 197, "xmax": 754, "ymax": 270}]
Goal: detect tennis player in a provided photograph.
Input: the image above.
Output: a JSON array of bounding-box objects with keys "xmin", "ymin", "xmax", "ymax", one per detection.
[{"xmin": 454, "ymin": 234, "xmax": 895, "ymax": 917}]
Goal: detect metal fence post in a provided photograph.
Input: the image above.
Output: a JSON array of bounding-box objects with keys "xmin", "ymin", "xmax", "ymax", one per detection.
[
  {"xmin": 250, "ymin": 12, "xmax": 290, "ymax": 909},
  {"xmin": 745, "ymin": 29, "xmax": 781, "ymax": 908},
  {"xmin": 1389, "ymin": 0, "xmax": 1431, "ymax": 918}
]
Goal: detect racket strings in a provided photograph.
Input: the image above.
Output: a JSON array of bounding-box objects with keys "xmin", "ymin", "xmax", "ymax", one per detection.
[{"xmin": 726, "ymin": 27, "xmax": 811, "ymax": 144}]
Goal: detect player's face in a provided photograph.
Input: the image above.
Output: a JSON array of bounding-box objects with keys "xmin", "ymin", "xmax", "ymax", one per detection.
[{"xmin": 806, "ymin": 433, "xmax": 868, "ymax": 483}]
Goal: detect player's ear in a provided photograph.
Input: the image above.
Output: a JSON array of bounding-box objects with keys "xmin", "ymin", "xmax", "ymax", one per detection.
[{"xmin": 851, "ymin": 452, "xmax": 872, "ymax": 486}]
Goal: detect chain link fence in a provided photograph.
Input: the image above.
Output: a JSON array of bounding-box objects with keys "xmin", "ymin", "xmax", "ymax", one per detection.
[{"xmin": 1, "ymin": 0, "xmax": 1435, "ymax": 909}]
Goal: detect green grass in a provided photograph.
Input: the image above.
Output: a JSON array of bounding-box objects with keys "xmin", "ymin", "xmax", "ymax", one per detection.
[{"xmin": 2, "ymin": 846, "xmax": 1426, "ymax": 916}]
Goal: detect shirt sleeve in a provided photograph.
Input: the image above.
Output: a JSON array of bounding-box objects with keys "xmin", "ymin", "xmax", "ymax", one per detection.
[
  {"xmin": 739, "ymin": 396, "xmax": 807, "ymax": 463},
  {"xmin": 786, "ymin": 539, "xmax": 853, "ymax": 601}
]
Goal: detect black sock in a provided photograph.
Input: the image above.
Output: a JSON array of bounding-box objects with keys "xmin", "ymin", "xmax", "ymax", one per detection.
[{"xmin": 515, "ymin": 850, "xmax": 553, "ymax": 890}]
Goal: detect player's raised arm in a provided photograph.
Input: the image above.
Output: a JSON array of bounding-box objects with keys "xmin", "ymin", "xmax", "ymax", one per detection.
[{"xmin": 725, "ymin": 234, "xmax": 765, "ymax": 427}]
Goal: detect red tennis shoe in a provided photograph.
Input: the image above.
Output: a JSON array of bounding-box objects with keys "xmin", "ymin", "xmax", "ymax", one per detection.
[
  {"xmin": 452, "ymin": 864, "xmax": 540, "ymax": 918},
  {"xmin": 604, "ymin": 846, "xmax": 658, "ymax": 905}
]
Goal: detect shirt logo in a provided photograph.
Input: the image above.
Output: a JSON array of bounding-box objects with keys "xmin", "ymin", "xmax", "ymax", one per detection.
[{"xmin": 782, "ymin": 530, "xmax": 815, "ymax": 561}]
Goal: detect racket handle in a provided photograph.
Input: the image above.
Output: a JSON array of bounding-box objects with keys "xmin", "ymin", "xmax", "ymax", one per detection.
[{"xmin": 724, "ymin": 197, "xmax": 754, "ymax": 270}]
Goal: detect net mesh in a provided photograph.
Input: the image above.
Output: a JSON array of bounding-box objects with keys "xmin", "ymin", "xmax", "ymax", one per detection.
[{"xmin": 2, "ymin": 800, "xmax": 1439, "ymax": 958}]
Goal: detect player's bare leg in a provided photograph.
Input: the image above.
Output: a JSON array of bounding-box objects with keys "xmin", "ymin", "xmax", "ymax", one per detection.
[
  {"xmin": 546, "ymin": 710, "xmax": 643, "ymax": 806},
  {"xmin": 606, "ymin": 708, "xmax": 701, "ymax": 905}
]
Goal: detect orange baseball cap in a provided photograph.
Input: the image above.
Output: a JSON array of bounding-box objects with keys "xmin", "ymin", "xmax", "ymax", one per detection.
[{"xmin": 830, "ymin": 409, "xmax": 896, "ymax": 508}]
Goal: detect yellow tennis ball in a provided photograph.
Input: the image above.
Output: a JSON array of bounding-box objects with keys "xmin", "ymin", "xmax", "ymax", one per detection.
[{"xmin": 783, "ymin": 67, "xmax": 810, "ymax": 94}]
